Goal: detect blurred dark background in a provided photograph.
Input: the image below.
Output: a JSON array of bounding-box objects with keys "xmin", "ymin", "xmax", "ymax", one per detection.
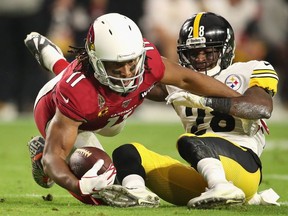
[{"xmin": 0, "ymin": 0, "xmax": 287, "ymax": 121}]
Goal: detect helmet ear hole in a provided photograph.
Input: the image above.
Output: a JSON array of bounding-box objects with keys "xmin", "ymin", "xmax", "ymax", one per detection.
[{"xmin": 177, "ymin": 12, "xmax": 235, "ymax": 71}]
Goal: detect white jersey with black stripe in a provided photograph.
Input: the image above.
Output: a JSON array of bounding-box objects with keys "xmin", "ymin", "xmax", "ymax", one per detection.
[{"xmin": 166, "ymin": 60, "xmax": 278, "ymax": 157}]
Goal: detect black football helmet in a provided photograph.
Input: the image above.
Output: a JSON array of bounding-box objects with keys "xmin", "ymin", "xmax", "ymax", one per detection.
[{"xmin": 177, "ymin": 12, "xmax": 235, "ymax": 75}]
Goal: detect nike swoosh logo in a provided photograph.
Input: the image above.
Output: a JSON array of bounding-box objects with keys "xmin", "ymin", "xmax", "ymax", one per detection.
[{"xmin": 59, "ymin": 92, "xmax": 69, "ymax": 103}]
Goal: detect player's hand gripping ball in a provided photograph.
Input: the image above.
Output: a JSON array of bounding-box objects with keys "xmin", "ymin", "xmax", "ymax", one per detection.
[
  {"xmin": 68, "ymin": 147, "xmax": 115, "ymax": 205},
  {"xmin": 69, "ymin": 147, "xmax": 112, "ymax": 179}
]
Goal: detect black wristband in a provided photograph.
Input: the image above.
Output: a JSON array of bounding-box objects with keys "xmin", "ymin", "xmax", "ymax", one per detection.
[{"xmin": 205, "ymin": 97, "xmax": 231, "ymax": 114}]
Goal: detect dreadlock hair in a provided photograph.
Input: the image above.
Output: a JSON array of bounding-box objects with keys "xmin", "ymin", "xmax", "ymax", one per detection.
[
  {"xmin": 68, "ymin": 45, "xmax": 151, "ymax": 78},
  {"xmin": 68, "ymin": 46, "xmax": 94, "ymax": 77}
]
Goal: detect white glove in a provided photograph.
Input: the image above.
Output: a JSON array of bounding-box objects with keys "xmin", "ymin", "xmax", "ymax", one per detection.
[
  {"xmin": 166, "ymin": 91, "xmax": 213, "ymax": 112},
  {"xmin": 241, "ymin": 119, "xmax": 261, "ymax": 136},
  {"xmin": 247, "ymin": 188, "xmax": 280, "ymax": 206},
  {"xmin": 78, "ymin": 159, "xmax": 116, "ymax": 195}
]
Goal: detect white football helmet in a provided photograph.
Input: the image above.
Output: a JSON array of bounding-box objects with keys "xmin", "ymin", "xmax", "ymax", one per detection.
[{"xmin": 85, "ymin": 13, "xmax": 146, "ymax": 93}]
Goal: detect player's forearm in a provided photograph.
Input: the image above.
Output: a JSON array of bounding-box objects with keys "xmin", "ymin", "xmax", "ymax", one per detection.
[
  {"xmin": 183, "ymin": 70, "xmax": 240, "ymax": 98},
  {"xmin": 205, "ymin": 97, "xmax": 272, "ymax": 119},
  {"xmin": 162, "ymin": 58, "xmax": 240, "ymax": 98},
  {"xmin": 42, "ymin": 155, "xmax": 81, "ymax": 194}
]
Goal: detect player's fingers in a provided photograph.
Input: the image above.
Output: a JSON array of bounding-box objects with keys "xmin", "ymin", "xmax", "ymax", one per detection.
[
  {"xmin": 104, "ymin": 164, "xmax": 117, "ymax": 180},
  {"xmin": 92, "ymin": 159, "xmax": 105, "ymax": 172}
]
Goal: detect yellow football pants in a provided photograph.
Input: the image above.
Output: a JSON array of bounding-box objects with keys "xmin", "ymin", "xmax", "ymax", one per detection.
[{"xmin": 130, "ymin": 134, "xmax": 261, "ymax": 206}]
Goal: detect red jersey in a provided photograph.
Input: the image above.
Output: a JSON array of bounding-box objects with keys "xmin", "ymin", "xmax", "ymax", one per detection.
[{"xmin": 34, "ymin": 40, "xmax": 165, "ymax": 137}]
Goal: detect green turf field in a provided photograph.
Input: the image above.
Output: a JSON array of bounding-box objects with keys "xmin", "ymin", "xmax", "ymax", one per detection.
[{"xmin": 0, "ymin": 117, "xmax": 287, "ymax": 215}]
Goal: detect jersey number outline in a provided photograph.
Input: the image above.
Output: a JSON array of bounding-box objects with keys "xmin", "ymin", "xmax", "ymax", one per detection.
[
  {"xmin": 105, "ymin": 110, "xmax": 133, "ymax": 128},
  {"xmin": 65, "ymin": 72, "xmax": 86, "ymax": 87},
  {"xmin": 186, "ymin": 107, "xmax": 235, "ymax": 135},
  {"xmin": 65, "ymin": 72, "xmax": 134, "ymax": 128}
]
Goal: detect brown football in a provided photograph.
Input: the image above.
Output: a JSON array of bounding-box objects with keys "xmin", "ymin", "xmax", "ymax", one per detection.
[{"xmin": 69, "ymin": 147, "xmax": 112, "ymax": 179}]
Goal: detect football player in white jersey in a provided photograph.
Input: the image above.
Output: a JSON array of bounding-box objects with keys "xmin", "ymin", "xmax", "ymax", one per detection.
[{"xmin": 96, "ymin": 12, "xmax": 280, "ymax": 208}]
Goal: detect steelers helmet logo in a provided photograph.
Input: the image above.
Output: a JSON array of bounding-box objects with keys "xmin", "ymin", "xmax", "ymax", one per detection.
[{"xmin": 225, "ymin": 74, "xmax": 241, "ymax": 90}]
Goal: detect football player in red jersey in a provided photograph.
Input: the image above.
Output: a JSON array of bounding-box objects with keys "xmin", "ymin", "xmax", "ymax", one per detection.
[
  {"xmin": 24, "ymin": 13, "xmax": 240, "ymax": 206},
  {"xmin": 98, "ymin": 12, "xmax": 279, "ymax": 209}
]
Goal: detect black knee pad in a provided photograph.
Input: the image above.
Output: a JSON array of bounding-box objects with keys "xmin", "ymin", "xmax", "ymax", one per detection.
[
  {"xmin": 177, "ymin": 136, "xmax": 219, "ymax": 168},
  {"xmin": 112, "ymin": 144, "xmax": 146, "ymax": 183}
]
